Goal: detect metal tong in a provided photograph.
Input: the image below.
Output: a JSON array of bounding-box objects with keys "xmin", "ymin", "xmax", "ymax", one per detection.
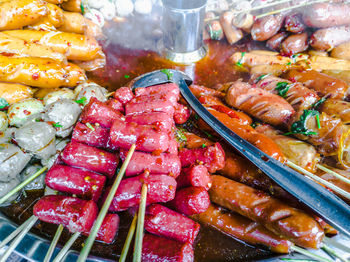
[{"xmin": 132, "ymin": 69, "xmax": 350, "ymax": 238}]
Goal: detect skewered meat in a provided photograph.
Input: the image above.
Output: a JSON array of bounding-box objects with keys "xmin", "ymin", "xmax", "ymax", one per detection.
[
  {"xmin": 191, "ymin": 204, "xmax": 292, "ymax": 254},
  {"xmin": 125, "ymin": 96, "xmax": 175, "ymax": 116},
  {"xmin": 266, "ymin": 32, "xmax": 288, "ymax": 51},
  {"xmin": 0, "ymin": 177, "xmax": 21, "ymax": 205},
  {"xmin": 120, "ymin": 150, "xmax": 181, "ymax": 177},
  {"xmin": 310, "ymin": 26, "xmax": 350, "ymax": 51},
  {"xmin": 15, "ymin": 122, "xmax": 56, "ymax": 159},
  {"xmin": 61, "ymin": 141, "xmax": 119, "ymax": 178},
  {"xmin": 72, "ymin": 122, "xmax": 109, "ymax": 148},
  {"xmin": 209, "ymin": 175, "xmax": 324, "ymax": 249},
  {"xmin": 33, "ymin": 195, "xmax": 98, "ymax": 233},
  {"xmin": 145, "ymin": 204, "xmax": 200, "ymax": 244},
  {"xmin": 281, "ymin": 32, "xmax": 309, "ymax": 56},
  {"xmin": 125, "ymin": 112, "xmax": 174, "ymax": 133},
  {"xmin": 135, "ymin": 83, "xmax": 180, "ymax": 102},
  {"xmin": 320, "ymin": 99, "xmax": 350, "ymax": 124},
  {"xmin": 189, "ymin": 84, "xmax": 224, "ymax": 99},
  {"xmin": 106, "ymin": 174, "xmax": 177, "ymax": 212},
  {"xmin": 107, "ymin": 99, "xmax": 124, "ymax": 112},
  {"xmin": 45, "ymin": 164, "xmax": 106, "ymax": 202},
  {"xmin": 0, "ymin": 83, "xmax": 33, "ymax": 105},
  {"xmin": 114, "ymin": 86, "xmax": 134, "ymax": 105},
  {"xmin": 179, "ymin": 142, "xmax": 225, "ymax": 173},
  {"xmin": 174, "ymin": 103, "xmax": 190, "ymax": 125},
  {"xmin": 251, "ymin": 15, "xmax": 284, "ymax": 41},
  {"xmin": 109, "ymin": 118, "xmax": 171, "ymax": 153},
  {"xmin": 219, "ymin": 11, "xmax": 243, "ymax": 45},
  {"xmin": 142, "ymin": 233, "xmax": 194, "ymax": 262},
  {"xmin": 284, "ymin": 14, "xmax": 306, "ymax": 33},
  {"xmin": 7, "ymin": 98, "xmax": 44, "ymax": 127},
  {"xmin": 331, "ymin": 41, "xmax": 350, "ymax": 61},
  {"xmin": 61, "ymin": 0, "xmax": 82, "ymax": 12},
  {"xmin": 173, "ymin": 186, "xmax": 210, "ymax": 216},
  {"xmin": 176, "ymin": 165, "xmax": 212, "ymax": 190},
  {"xmin": 58, "ymin": 11, "xmax": 86, "ymax": 34}
]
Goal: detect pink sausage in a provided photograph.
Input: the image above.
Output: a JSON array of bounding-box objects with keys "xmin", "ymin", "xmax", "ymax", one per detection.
[
  {"xmin": 106, "ymin": 98, "xmax": 124, "ymax": 113},
  {"xmin": 109, "ymin": 118, "xmax": 170, "ymax": 153},
  {"xmin": 45, "ymin": 164, "xmax": 106, "ymax": 202},
  {"xmin": 174, "ymin": 103, "xmax": 190, "ymax": 124},
  {"xmin": 61, "ymin": 141, "xmax": 119, "ymax": 178},
  {"xmin": 33, "ymin": 195, "xmax": 98, "ymax": 233},
  {"xmin": 120, "ymin": 150, "xmax": 181, "ymax": 177},
  {"xmin": 72, "ymin": 122, "xmax": 109, "ymax": 148},
  {"xmin": 135, "ymin": 83, "xmax": 180, "ymax": 101},
  {"xmin": 145, "ymin": 204, "xmax": 200, "ymax": 244},
  {"xmin": 114, "ymin": 86, "xmax": 134, "ymax": 105},
  {"xmin": 82, "ymin": 214, "xmax": 119, "ymax": 244},
  {"xmin": 176, "ymin": 165, "xmax": 212, "ymax": 190},
  {"xmin": 125, "ymin": 97, "xmax": 175, "ymax": 116},
  {"xmin": 173, "ymin": 187, "xmax": 210, "ymax": 216},
  {"xmin": 80, "ymin": 97, "xmax": 122, "ymax": 128},
  {"xmin": 125, "ymin": 112, "xmax": 174, "ymax": 133}
]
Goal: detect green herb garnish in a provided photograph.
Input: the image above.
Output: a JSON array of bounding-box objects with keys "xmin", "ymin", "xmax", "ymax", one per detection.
[
  {"xmin": 75, "ymin": 96, "xmax": 87, "ymax": 105},
  {"xmin": 124, "ymin": 74, "xmax": 130, "ymax": 79},
  {"xmin": 175, "ymin": 127, "xmax": 187, "ymax": 143},
  {"xmin": 52, "ymin": 122, "xmax": 62, "ymax": 128},
  {"xmin": 202, "ymin": 130, "xmax": 213, "ymax": 138},
  {"xmin": 284, "ymin": 109, "xmax": 319, "ymax": 136},
  {"xmin": 316, "ymin": 114, "xmax": 321, "ymax": 129},
  {"xmin": 160, "ymin": 69, "xmax": 173, "ymax": 81},
  {"xmin": 251, "ymin": 122, "xmax": 259, "ymax": 128},
  {"xmin": 255, "ymin": 74, "xmax": 270, "ymax": 83},
  {"xmin": 286, "ymin": 62, "xmax": 292, "ymax": 65},
  {"xmin": 86, "ymin": 122, "xmax": 95, "ymax": 131},
  {"xmin": 80, "ymin": 1, "xmax": 85, "ymax": 14},
  {"xmin": 207, "ymin": 24, "xmax": 222, "ymax": 40},
  {"xmin": 311, "ymin": 97, "xmax": 327, "ymax": 109},
  {"xmin": 236, "ymin": 52, "xmax": 246, "ymax": 67},
  {"xmin": 201, "ymin": 144, "xmax": 206, "ymax": 148},
  {"xmin": 275, "ymin": 82, "xmax": 290, "ymax": 98},
  {"xmin": 0, "ymin": 98, "xmax": 9, "ymax": 109}
]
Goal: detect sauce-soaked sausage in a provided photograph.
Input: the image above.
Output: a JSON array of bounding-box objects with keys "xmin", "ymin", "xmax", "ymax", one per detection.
[
  {"xmin": 284, "ymin": 13, "xmax": 306, "ymax": 33},
  {"xmin": 310, "ymin": 26, "xmax": 350, "ymax": 51},
  {"xmin": 225, "ymin": 80, "xmax": 295, "ymax": 127},
  {"xmin": 281, "ymin": 32, "xmax": 309, "ymax": 56},
  {"xmin": 285, "ymin": 69, "xmax": 350, "ymax": 100},
  {"xmin": 253, "ymin": 75, "xmax": 319, "ymax": 111},
  {"xmin": 189, "ymin": 84, "xmax": 225, "ymax": 98},
  {"xmin": 191, "ymin": 204, "xmax": 292, "ymax": 254},
  {"xmin": 266, "ymin": 32, "xmax": 288, "ymax": 51},
  {"xmin": 209, "ymin": 175, "xmax": 325, "ymax": 249},
  {"xmin": 251, "ymin": 15, "xmax": 284, "ymax": 41},
  {"xmin": 321, "ymin": 98, "xmax": 350, "ymax": 124}
]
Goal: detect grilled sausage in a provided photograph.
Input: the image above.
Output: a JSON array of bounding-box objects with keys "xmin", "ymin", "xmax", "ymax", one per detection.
[
  {"xmin": 253, "ymin": 75, "xmax": 319, "ymax": 111},
  {"xmin": 61, "ymin": 0, "xmax": 81, "ymax": 12},
  {"xmin": 191, "ymin": 204, "xmax": 292, "ymax": 253},
  {"xmin": 331, "ymin": 41, "xmax": 350, "ymax": 61},
  {"xmin": 184, "ymin": 132, "xmax": 213, "ymax": 149},
  {"xmin": 61, "ymin": 141, "xmax": 119, "ymax": 178},
  {"xmin": 189, "ymin": 84, "xmax": 225, "ymax": 99},
  {"xmin": 125, "ymin": 97, "xmax": 175, "ymax": 116},
  {"xmin": 3, "ymin": 30, "xmax": 101, "ymax": 61},
  {"xmin": 107, "ymin": 99, "xmax": 123, "ymax": 112},
  {"xmin": 285, "ymin": 13, "xmax": 306, "ymax": 33},
  {"xmin": 145, "ymin": 204, "xmax": 200, "ymax": 244},
  {"xmin": 281, "ymin": 32, "xmax": 309, "ymax": 56},
  {"xmin": 219, "ymin": 11, "xmax": 243, "ymax": 45},
  {"xmin": 0, "ymin": 56, "xmax": 85, "ymax": 88},
  {"xmin": 135, "ymin": 83, "xmax": 180, "ymax": 101},
  {"xmin": 0, "ymin": 83, "xmax": 33, "ymax": 104},
  {"xmin": 225, "ymin": 80, "xmax": 295, "ymax": 126},
  {"xmin": 27, "ymin": 3, "xmax": 64, "ymax": 31},
  {"xmin": 125, "ymin": 112, "xmax": 174, "ymax": 133},
  {"xmin": 33, "ymin": 195, "xmax": 98, "ymax": 233},
  {"xmin": 209, "ymin": 175, "xmax": 325, "ymax": 248},
  {"xmin": 174, "ymin": 103, "xmax": 190, "ymax": 125},
  {"xmin": 0, "ymin": 0, "xmax": 47, "ymax": 30},
  {"xmin": 82, "ymin": 214, "xmax": 119, "ymax": 244},
  {"xmin": 72, "ymin": 122, "xmax": 109, "ymax": 148},
  {"xmin": 302, "ymin": 3, "xmax": 350, "ymax": 28},
  {"xmin": 251, "ymin": 15, "xmax": 284, "ymax": 41},
  {"xmin": 285, "ymin": 69, "xmax": 350, "ymax": 100},
  {"xmin": 266, "ymin": 32, "xmax": 288, "ymax": 51},
  {"xmin": 310, "ymin": 26, "xmax": 350, "ymax": 51},
  {"xmin": 45, "ymin": 164, "xmax": 106, "ymax": 202},
  {"xmin": 58, "ymin": 11, "xmax": 85, "ymax": 34},
  {"xmin": 114, "ymin": 86, "xmax": 134, "ymax": 105},
  {"xmin": 173, "ymin": 186, "xmax": 210, "ymax": 216},
  {"xmin": 177, "ymin": 165, "xmax": 211, "ymax": 190},
  {"xmin": 320, "ymin": 98, "xmax": 350, "ymax": 124}
]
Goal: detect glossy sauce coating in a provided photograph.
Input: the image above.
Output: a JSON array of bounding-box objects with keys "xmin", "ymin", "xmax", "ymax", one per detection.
[{"xmin": 72, "ymin": 122, "xmax": 109, "ymax": 148}]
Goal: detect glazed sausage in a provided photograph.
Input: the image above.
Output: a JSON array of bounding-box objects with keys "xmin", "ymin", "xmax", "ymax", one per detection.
[
  {"xmin": 73, "ymin": 52, "xmax": 106, "ymax": 71},
  {"xmin": 0, "ymin": 83, "xmax": 33, "ymax": 104},
  {"xmin": 61, "ymin": 0, "xmax": 81, "ymax": 12},
  {"xmin": 0, "ymin": 56, "xmax": 85, "ymax": 88},
  {"xmin": 72, "ymin": 122, "xmax": 109, "ymax": 149},
  {"xmin": 145, "ymin": 204, "xmax": 200, "ymax": 244},
  {"xmin": 253, "ymin": 74, "xmax": 319, "ymax": 111},
  {"xmin": 135, "ymin": 83, "xmax": 180, "ymax": 101},
  {"xmin": 310, "ymin": 26, "xmax": 350, "ymax": 51},
  {"xmin": 266, "ymin": 32, "xmax": 288, "ymax": 51},
  {"xmin": 225, "ymin": 80, "xmax": 295, "ymax": 126},
  {"xmin": 331, "ymin": 41, "xmax": 350, "ymax": 61},
  {"xmin": 184, "ymin": 132, "xmax": 213, "ymax": 149},
  {"xmin": 219, "ymin": 11, "xmax": 243, "ymax": 45},
  {"xmin": 173, "ymin": 186, "xmax": 210, "ymax": 216},
  {"xmin": 27, "ymin": 3, "xmax": 64, "ymax": 30},
  {"xmin": 125, "ymin": 97, "xmax": 175, "ymax": 116},
  {"xmin": 33, "ymin": 195, "xmax": 98, "ymax": 233},
  {"xmin": 114, "ymin": 86, "xmax": 134, "ymax": 105},
  {"xmin": 3, "ymin": 30, "xmax": 101, "ymax": 61},
  {"xmin": 209, "ymin": 175, "xmax": 325, "ymax": 248},
  {"xmin": 125, "ymin": 112, "xmax": 174, "ymax": 133},
  {"xmin": 174, "ymin": 103, "xmax": 190, "ymax": 124},
  {"xmin": 58, "ymin": 11, "xmax": 85, "ymax": 34},
  {"xmin": 285, "ymin": 69, "xmax": 350, "ymax": 99},
  {"xmin": 251, "ymin": 15, "xmax": 284, "ymax": 41},
  {"xmin": 0, "ymin": 32, "xmax": 65, "ymax": 62},
  {"xmin": 0, "ymin": 0, "xmax": 47, "ymax": 30},
  {"xmin": 177, "ymin": 165, "xmax": 211, "ymax": 190},
  {"xmin": 302, "ymin": 3, "xmax": 350, "ymax": 28},
  {"xmin": 256, "ymin": 124, "xmax": 320, "ymax": 172},
  {"xmin": 191, "ymin": 204, "xmax": 292, "ymax": 253},
  {"xmin": 320, "ymin": 98, "xmax": 350, "ymax": 124},
  {"xmin": 189, "ymin": 84, "xmax": 225, "ymax": 98},
  {"xmin": 281, "ymin": 32, "xmax": 309, "ymax": 56},
  {"xmin": 284, "ymin": 13, "xmax": 306, "ymax": 33}
]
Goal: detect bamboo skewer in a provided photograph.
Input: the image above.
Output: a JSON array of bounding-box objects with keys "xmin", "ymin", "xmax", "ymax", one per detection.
[
  {"xmin": 77, "ymin": 144, "xmax": 136, "ymax": 262},
  {"xmin": 52, "ymin": 232, "xmax": 80, "ymax": 262},
  {"xmin": 322, "ymin": 244, "xmax": 349, "ymax": 262},
  {"xmin": 119, "ymin": 213, "xmax": 138, "ymax": 262},
  {"xmin": 290, "ymin": 246, "xmax": 333, "ymax": 262},
  {"xmin": 316, "ymin": 164, "xmax": 350, "ymax": 186},
  {"xmin": 44, "ymin": 224, "xmax": 64, "ymax": 262}
]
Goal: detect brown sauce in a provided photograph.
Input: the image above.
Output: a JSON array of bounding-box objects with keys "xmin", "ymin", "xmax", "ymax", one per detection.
[{"xmin": 1, "ymin": 39, "xmax": 277, "ymax": 261}]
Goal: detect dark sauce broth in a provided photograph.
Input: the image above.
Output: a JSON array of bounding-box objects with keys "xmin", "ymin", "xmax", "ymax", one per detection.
[{"xmin": 1, "ymin": 39, "xmax": 277, "ymax": 261}]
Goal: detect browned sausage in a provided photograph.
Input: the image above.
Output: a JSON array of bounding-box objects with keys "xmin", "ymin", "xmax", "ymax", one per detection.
[
  {"xmin": 281, "ymin": 32, "xmax": 309, "ymax": 56},
  {"xmin": 310, "ymin": 26, "xmax": 350, "ymax": 51},
  {"xmin": 266, "ymin": 32, "xmax": 288, "ymax": 51},
  {"xmin": 61, "ymin": 0, "xmax": 81, "ymax": 12},
  {"xmin": 58, "ymin": 11, "xmax": 85, "ymax": 34},
  {"xmin": 184, "ymin": 132, "xmax": 213, "ymax": 149},
  {"xmin": 189, "ymin": 84, "xmax": 225, "ymax": 98},
  {"xmin": 302, "ymin": 3, "xmax": 350, "ymax": 28},
  {"xmin": 220, "ymin": 11, "xmax": 243, "ymax": 45},
  {"xmin": 321, "ymin": 98, "xmax": 350, "ymax": 124},
  {"xmin": 191, "ymin": 204, "xmax": 292, "ymax": 253},
  {"xmin": 251, "ymin": 15, "xmax": 284, "ymax": 41},
  {"xmin": 225, "ymin": 80, "xmax": 295, "ymax": 127},
  {"xmin": 209, "ymin": 175, "xmax": 325, "ymax": 249},
  {"xmin": 253, "ymin": 74, "xmax": 319, "ymax": 111},
  {"xmin": 285, "ymin": 13, "xmax": 306, "ymax": 33}
]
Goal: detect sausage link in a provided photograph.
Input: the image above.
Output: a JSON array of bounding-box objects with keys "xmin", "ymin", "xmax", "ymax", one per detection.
[
  {"xmin": 0, "ymin": 82, "xmax": 33, "ymax": 104},
  {"xmin": 251, "ymin": 15, "xmax": 284, "ymax": 41},
  {"xmin": 321, "ymin": 98, "xmax": 350, "ymax": 124},
  {"xmin": 254, "ymin": 74, "xmax": 319, "ymax": 111},
  {"xmin": 225, "ymin": 80, "xmax": 295, "ymax": 126},
  {"xmin": 285, "ymin": 69, "xmax": 350, "ymax": 100},
  {"xmin": 61, "ymin": 0, "xmax": 81, "ymax": 12},
  {"xmin": 281, "ymin": 32, "xmax": 309, "ymax": 56},
  {"xmin": 284, "ymin": 13, "xmax": 306, "ymax": 33},
  {"xmin": 331, "ymin": 41, "xmax": 350, "ymax": 61},
  {"xmin": 209, "ymin": 175, "xmax": 325, "ymax": 248},
  {"xmin": 310, "ymin": 26, "xmax": 350, "ymax": 51},
  {"xmin": 220, "ymin": 11, "xmax": 243, "ymax": 45},
  {"xmin": 58, "ymin": 11, "xmax": 85, "ymax": 34},
  {"xmin": 191, "ymin": 204, "xmax": 292, "ymax": 253},
  {"xmin": 266, "ymin": 32, "xmax": 288, "ymax": 51},
  {"xmin": 28, "ymin": 3, "xmax": 64, "ymax": 30}
]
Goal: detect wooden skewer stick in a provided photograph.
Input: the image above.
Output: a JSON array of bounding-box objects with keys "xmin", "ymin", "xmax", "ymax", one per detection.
[
  {"xmin": 119, "ymin": 213, "xmax": 138, "ymax": 262},
  {"xmin": 0, "ymin": 166, "xmax": 47, "ymax": 206},
  {"xmin": 44, "ymin": 224, "xmax": 64, "ymax": 262},
  {"xmin": 324, "ymin": 236, "xmax": 350, "ymax": 254},
  {"xmin": 290, "ymin": 246, "xmax": 333, "ymax": 262},
  {"xmin": 52, "ymin": 232, "xmax": 80, "ymax": 262},
  {"xmin": 316, "ymin": 164, "xmax": 350, "ymax": 186},
  {"xmin": 133, "ymin": 183, "xmax": 148, "ymax": 262},
  {"xmin": 287, "ymin": 160, "xmax": 350, "ymax": 200},
  {"xmin": 0, "ymin": 215, "xmax": 38, "ymax": 262},
  {"xmin": 322, "ymin": 243, "xmax": 349, "ymax": 262},
  {"xmin": 77, "ymin": 144, "xmax": 136, "ymax": 262}
]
